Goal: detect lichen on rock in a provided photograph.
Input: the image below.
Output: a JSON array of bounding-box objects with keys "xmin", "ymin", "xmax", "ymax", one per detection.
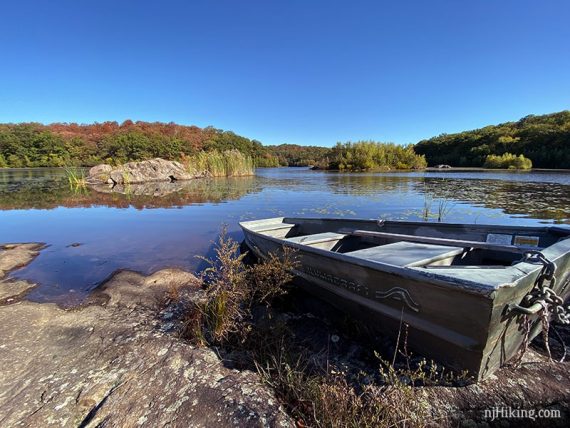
[{"xmin": 0, "ymin": 245, "xmax": 292, "ymax": 427}]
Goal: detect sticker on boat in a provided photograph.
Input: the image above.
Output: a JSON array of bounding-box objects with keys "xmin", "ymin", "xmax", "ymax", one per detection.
[
  {"xmin": 486, "ymin": 233, "xmax": 513, "ymax": 245},
  {"xmin": 514, "ymin": 235, "xmax": 540, "ymax": 247}
]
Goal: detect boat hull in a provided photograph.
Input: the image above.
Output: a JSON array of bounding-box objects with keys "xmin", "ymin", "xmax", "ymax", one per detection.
[{"xmin": 240, "ymin": 217, "xmax": 570, "ymax": 380}]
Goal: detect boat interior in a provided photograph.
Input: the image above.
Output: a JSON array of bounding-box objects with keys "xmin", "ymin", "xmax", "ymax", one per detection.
[{"xmin": 244, "ymin": 217, "xmax": 570, "ymax": 269}]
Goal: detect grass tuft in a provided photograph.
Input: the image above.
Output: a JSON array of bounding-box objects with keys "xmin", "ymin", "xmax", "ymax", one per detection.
[
  {"xmin": 187, "ymin": 226, "xmax": 296, "ymax": 345},
  {"xmin": 64, "ymin": 166, "xmax": 87, "ymax": 190}
]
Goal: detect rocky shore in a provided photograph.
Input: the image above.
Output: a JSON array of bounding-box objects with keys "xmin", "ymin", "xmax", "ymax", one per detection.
[
  {"xmin": 0, "ymin": 243, "xmax": 568, "ymax": 427},
  {"xmin": 0, "ymin": 244, "xmax": 291, "ymax": 427}
]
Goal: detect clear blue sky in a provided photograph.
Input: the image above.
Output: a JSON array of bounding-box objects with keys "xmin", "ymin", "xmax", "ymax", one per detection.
[{"xmin": 0, "ymin": 0, "xmax": 568, "ymax": 146}]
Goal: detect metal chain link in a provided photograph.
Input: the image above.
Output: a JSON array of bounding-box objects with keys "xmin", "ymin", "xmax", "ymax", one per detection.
[{"xmin": 521, "ymin": 251, "xmax": 570, "ymax": 325}]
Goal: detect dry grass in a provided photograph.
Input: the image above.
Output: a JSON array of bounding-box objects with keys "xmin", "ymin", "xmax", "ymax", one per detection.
[
  {"xmin": 186, "ymin": 227, "xmax": 296, "ymax": 346},
  {"xmin": 253, "ymin": 330, "xmax": 433, "ymax": 428}
]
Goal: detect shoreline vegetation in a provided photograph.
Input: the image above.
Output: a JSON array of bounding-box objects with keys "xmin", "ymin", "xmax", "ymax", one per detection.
[
  {"xmin": 182, "ymin": 149, "xmax": 254, "ymax": 177},
  {"xmin": 0, "ymin": 110, "xmax": 568, "ymax": 172},
  {"xmin": 181, "ymin": 230, "xmax": 464, "ymax": 426}
]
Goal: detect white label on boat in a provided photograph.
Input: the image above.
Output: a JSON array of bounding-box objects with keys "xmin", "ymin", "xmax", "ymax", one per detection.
[
  {"xmin": 514, "ymin": 235, "xmax": 540, "ymax": 247},
  {"xmin": 486, "ymin": 233, "xmax": 513, "ymax": 245}
]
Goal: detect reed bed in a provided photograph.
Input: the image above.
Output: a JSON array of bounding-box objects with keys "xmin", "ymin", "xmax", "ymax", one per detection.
[{"xmin": 183, "ymin": 149, "xmax": 254, "ymax": 177}]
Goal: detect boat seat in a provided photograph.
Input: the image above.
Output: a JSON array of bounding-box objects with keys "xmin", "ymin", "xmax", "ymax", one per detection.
[
  {"xmin": 249, "ymin": 222, "xmax": 296, "ymax": 233},
  {"xmin": 345, "ymin": 241, "xmax": 464, "ymax": 267},
  {"xmin": 286, "ymin": 232, "xmax": 346, "ymax": 245}
]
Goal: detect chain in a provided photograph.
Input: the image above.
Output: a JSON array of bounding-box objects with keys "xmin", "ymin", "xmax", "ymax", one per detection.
[
  {"xmin": 521, "ymin": 251, "xmax": 570, "ymax": 325},
  {"xmin": 510, "ymin": 251, "xmax": 569, "ymax": 365}
]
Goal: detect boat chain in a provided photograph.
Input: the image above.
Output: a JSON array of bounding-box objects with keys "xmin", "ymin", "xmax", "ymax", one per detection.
[
  {"xmin": 520, "ymin": 251, "xmax": 570, "ymax": 326},
  {"xmin": 511, "ymin": 251, "xmax": 569, "ymax": 365}
]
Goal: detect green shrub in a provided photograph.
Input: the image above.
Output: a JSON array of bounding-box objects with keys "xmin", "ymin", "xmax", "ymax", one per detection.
[
  {"xmin": 483, "ymin": 153, "xmax": 532, "ymax": 169},
  {"xmin": 329, "ymin": 141, "xmax": 427, "ymax": 171}
]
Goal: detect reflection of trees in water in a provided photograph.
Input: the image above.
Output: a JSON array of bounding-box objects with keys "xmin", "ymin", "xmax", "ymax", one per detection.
[
  {"xmin": 418, "ymin": 178, "xmax": 570, "ymax": 223},
  {"xmin": 0, "ymin": 175, "xmax": 260, "ymax": 210},
  {"xmin": 319, "ymin": 174, "xmax": 570, "ymax": 223},
  {"xmin": 2, "ymin": 169, "xmax": 569, "ymax": 223},
  {"xmin": 324, "ymin": 174, "xmax": 414, "ymax": 194}
]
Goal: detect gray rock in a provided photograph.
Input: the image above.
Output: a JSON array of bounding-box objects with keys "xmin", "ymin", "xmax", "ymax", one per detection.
[
  {"xmin": 0, "ymin": 249, "xmax": 292, "ymax": 427},
  {"xmin": 0, "ymin": 243, "xmax": 45, "ymax": 303},
  {"xmin": 88, "ymin": 164, "xmax": 113, "ymax": 183},
  {"xmin": 88, "ymin": 158, "xmax": 209, "ymax": 185},
  {"xmin": 0, "ymin": 243, "xmax": 45, "ymax": 280}
]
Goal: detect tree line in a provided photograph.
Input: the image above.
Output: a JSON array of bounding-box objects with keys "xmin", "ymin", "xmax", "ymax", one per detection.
[
  {"xmin": 2, "ymin": 111, "xmax": 568, "ymax": 170},
  {"xmin": 414, "ymin": 111, "xmax": 570, "ymax": 168},
  {"xmin": 0, "ymin": 121, "xmax": 277, "ymax": 168}
]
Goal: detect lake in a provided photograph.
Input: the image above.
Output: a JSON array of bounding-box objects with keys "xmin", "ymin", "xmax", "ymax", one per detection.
[{"xmin": 1, "ymin": 167, "xmax": 569, "ymax": 304}]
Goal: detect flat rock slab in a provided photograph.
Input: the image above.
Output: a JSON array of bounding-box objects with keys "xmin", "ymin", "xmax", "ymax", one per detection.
[
  {"xmin": 0, "ymin": 243, "xmax": 45, "ymax": 280},
  {"xmin": 0, "ymin": 254, "xmax": 291, "ymax": 427},
  {"xmin": 0, "ymin": 243, "xmax": 45, "ymax": 303},
  {"xmin": 0, "ymin": 243, "xmax": 568, "ymax": 426}
]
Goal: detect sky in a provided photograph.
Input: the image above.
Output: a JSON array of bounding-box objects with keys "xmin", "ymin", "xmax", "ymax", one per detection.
[{"xmin": 0, "ymin": 0, "xmax": 569, "ymax": 147}]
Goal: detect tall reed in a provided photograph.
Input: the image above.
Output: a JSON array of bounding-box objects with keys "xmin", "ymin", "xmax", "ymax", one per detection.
[
  {"xmin": 183, "ymin": 150, "xmax": 254, "ymax": 177},
  {"xmin": 63, "ymin": 166, "xmax": 87, "ymax": 190}
]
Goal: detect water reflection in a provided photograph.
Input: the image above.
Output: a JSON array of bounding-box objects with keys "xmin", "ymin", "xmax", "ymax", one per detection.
[
  {"xmin": 1, "ymin": 167, "xmax": 569, "ymax": 302},
  {"xmin": 419, "ymin": 178, "xmax": 570, "ymax": 223},
  {"xmin": 0, "ymin": 169, "xmax": 260, "ymax": 210}
]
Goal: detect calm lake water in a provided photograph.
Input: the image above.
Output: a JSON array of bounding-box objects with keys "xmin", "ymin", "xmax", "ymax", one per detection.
[{"xmin": 1, "ymin": 167, "xmax": 569, "ymax": 304}]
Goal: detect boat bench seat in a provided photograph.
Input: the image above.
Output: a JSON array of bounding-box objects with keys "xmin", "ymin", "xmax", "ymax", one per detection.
[
  {"xmin": 249, "ymin": 222, "xmax": 296, "ymax": 233},
  {"xmin": 345, "ymin": 241, "xmax": 464, "ymax": 267},
  {"xmin": 286, "ymin": 232, "xmax": 346, "ymax": 245}
]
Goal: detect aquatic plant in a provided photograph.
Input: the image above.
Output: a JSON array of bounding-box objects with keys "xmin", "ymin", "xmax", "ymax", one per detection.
[
  {"xmin": 422, "ymin": 194, "xmax": 433, "ymax": 221},
  {"xmin": 63, "ymin": 166, "xmax": 87, "ymax": 190},
  {"xmin": 436, "ymin": 198, "xmax": 454, "ymax": 222},
  {"xmin": 182, "ymin": 150, "xmax": 254, "ymax": 177}
]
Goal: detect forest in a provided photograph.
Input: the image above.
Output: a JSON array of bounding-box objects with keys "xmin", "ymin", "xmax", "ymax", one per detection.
[
  {"xmin": 414, "ymin": 111, "xmax": 570, "ymax": 168},
  {"xmin": 265, "ymin": 144, "xmax": 331, "ymax": 167},
  {"xmin": 0, "ymin": 121, "xmax": 279, "ymax": 168},
  {"xmin": 1, "ymin": 111, "xmax": 568, "ymax": 170}
]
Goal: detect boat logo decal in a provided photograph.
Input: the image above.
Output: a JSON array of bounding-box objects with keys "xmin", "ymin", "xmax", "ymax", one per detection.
[
  {"xmin": 375, "ymin": 288, "xmax": 420, "ymax": 312},
  {"xmin": 301, "ymin": 266, "xmax": 370, "ymax": 296}
]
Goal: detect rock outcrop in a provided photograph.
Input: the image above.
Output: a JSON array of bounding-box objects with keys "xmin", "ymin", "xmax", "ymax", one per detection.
[
  {"xmin": 87, "ymin": 158, "xmax": 210, "ymax": 185},
  {"xmin": 0, "ymin": 243, "xmax": 45, "ymax": 304},
  {"xmin": 0, "ymin": 245, "xmax": 292, "ymax": 427}
]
